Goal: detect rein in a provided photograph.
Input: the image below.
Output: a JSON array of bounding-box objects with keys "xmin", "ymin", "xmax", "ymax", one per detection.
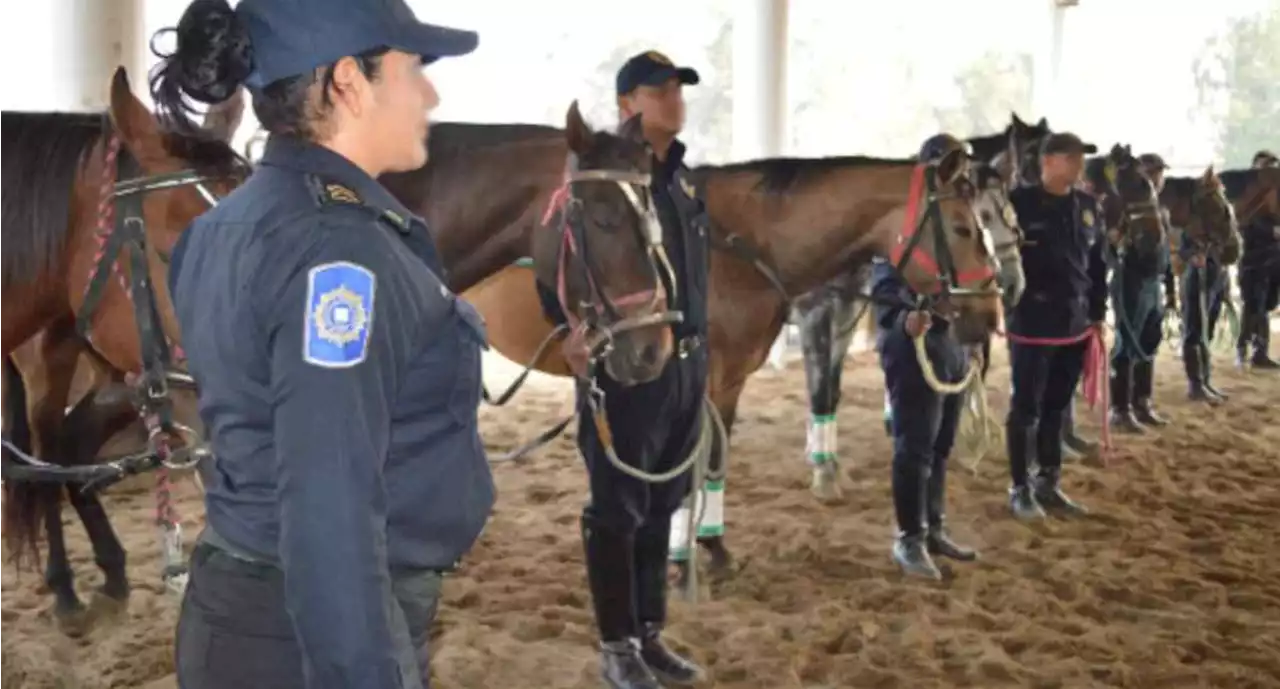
[{"xmin": 2, "ymin": 129, "xmax": 239, "ymax": 594}]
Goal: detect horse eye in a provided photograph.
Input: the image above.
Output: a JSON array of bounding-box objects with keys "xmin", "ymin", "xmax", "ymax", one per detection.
[{"xmin": 953, "ymin": 225, "xmax": 974, "ymax": 238}]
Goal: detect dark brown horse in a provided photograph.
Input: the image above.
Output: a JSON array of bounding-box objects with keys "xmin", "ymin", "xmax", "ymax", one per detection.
[{"xmin": 2, "ymin": 99, "xmax": 668, "ymax": 628}]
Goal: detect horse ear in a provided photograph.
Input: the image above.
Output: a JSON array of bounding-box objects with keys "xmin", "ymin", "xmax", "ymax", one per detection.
[
  {"xmin": 618, "ymin": 112, "xmax": 645, "ymax": 144},
  {"xmin": 1036, "ymin": 117, "xmax": 1047, "ymax": 128},
  {"xmin": 108, "ymin": 67, "xmax": 164, "ymax": 158},
  {"xmin": 936, "ymin": 148, "xmax": 967, "ymax": 186},
  {"xmin": 565, "ymin": 100, "xmax": 593, "ymax": 155},
  {"xmin": 1012, "ymin": 113, "xmax": 1027, "ymax": 128},
  {"xmin": 1202, "ymin": 164, "xmax": 1216, "ymax": 181},
  {"xmin": 202, "ymin": 88, "xmax": 245, "ymax": 143}
]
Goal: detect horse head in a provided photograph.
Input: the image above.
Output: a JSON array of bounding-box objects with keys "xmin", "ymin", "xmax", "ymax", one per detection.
[
  {"xmin": 1084, "ymin": 144, "xmax": 1164, "ymax": 257},
  {"xmin": 1007, "ymin": 114, "xmax": 1051, "ymax": 189},
  {"xmin": 972, "ymin": 163, "xmax": 1025, "ymax": 311},
  {"xmin": 892, "ymin": 137, "xmax": 1003, "ymax": 344},
  {"xmin": 531, "ymin": 101, "xmax": 678, "ymax": 387}
]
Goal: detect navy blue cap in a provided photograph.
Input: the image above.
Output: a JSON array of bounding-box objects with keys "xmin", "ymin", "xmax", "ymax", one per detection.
[
  {"xmin": 238, "ymin": 0, "xmax": 478, "ymax": 89},
  {"xmin": 1040, "ymin": 132, "xmax": 1097, "ymax": 156},
  {"xmin": 918, "ymin": 134, "xmax": 974, "ymax": 163},
  {"xmin": 615, "ymin": 51, "xmax": 700, "ymax": 96}
]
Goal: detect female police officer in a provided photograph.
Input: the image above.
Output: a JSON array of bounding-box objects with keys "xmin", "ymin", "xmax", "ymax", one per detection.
[{"xmin": 152, "ymin": 1, "xmax": 492, "ymax": 687}]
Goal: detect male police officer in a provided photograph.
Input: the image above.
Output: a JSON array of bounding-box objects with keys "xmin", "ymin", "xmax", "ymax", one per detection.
[
  {"xmin": 1235, "ymin": 149, "xmax": 1280, "ymax": 369},
  {"xmin": 1180, "ymin": 207, "xmax": 1234, "ymax": 403},
  {"xmin": 1108, "ymin": 153, "xmax": 1175, "ymax": 431},
  {"xmin": 874, "ymin": 134, "xmax": 980, "ymax": 580},
  {"xmin": 541, "ymin": 50, "xmax": 710, "ymax": 689},
  {"xmin": 1006, "ymin": 132, "xmax": 1107, "ymax": 520}
]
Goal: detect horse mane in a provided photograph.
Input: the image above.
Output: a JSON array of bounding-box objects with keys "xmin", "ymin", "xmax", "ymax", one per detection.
[
  {"xmin": 1, "ymin": 112, "xmax": 106, "ymax": 289},
  {"xmin": 1, "ymin": 111, "xmax": 244, "ymax": 291},
  {"xmin": 696, "ymin": 155, "xmax": 914, "ymax": 195}
]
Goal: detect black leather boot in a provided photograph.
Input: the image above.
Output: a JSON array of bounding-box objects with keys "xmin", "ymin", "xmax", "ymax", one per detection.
[
  {"xmin": 1007, "ymin": 422, "xmax": 1045, "ymax": 520},
  {"xmin": 891, "ymin": 461, "xmax": 940, "ymax": 579},
  {"xmin": 582, "ymin": 513, "xmax": 661, "ymax": 689},
  {"xmin": 925, "ymin": 458, "xmax": 977, "ymax": 561},
  {"xmin": 1251, "ymin": 316, "xmax": 1280, "ymax": 369},
  {"xmin": 1131, "ymin": 361, "xmax": 1168, "ymax": 427},
  {"xmin": 1108, "ymin": 362, "xmax": 1145, "ymax": 434},
  {"xmin": 1061, "ymin": 403, "xmax": 1098, "ymax": 458},
  {"xmin": 1183, "ymin": 342, "xmax": 1218, "ymax": 404},
  {"xmin": 1033, "ymin": 423, "xmax": 1088, "ymax": 517},
  {"xmin": 635, "ymin": 518, "xmax": 704, "ymax": 687}
]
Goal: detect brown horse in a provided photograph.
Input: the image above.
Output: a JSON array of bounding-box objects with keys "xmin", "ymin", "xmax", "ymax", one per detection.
[
  {"xmin": 466, "ymin": 142, "xmax": 1005, "ymax": 584},
  {"xmin": 2, "ymin": 99, "xmax": 669, "ymax": 627},
  {"xmin": 1161, "ymin": 165, "xmax": 1249, "ymax": 278},
  {"xmin": 2, "ymin": 66, "xmax": 248, "ymax": 626}
]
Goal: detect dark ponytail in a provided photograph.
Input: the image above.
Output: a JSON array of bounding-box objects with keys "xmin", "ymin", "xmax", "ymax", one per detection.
[{"xmin": 149, "ymin": 0, "xmax": 253, "ymax": 136}]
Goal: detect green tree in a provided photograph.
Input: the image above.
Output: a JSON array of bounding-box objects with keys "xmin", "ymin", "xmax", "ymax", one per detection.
[{"xmin": 1193, "ymin": 1, "xmax": 1280, "ymax": 168}]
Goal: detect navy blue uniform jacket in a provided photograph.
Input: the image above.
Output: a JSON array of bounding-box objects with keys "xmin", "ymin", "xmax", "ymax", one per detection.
[
  {"xmin": 1008, "ymin": 186, "xmax": 1109, "ymax": 338},
  {"xmin": 170, "ymin": 136, "xmax": 495, "ymax": 687}
]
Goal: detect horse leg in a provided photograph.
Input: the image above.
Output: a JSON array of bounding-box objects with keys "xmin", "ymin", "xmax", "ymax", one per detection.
[{"xmin": 62, "ymin": 386, "xmax": 139, "ymax": 607}]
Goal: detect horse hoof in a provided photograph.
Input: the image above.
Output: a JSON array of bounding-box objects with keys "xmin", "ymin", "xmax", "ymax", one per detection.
[
  {"xmin": 89, "ymin": 589, "xmax": 129, "ymax": 622},
  {"xmin": 54, "ymin": 603, "xmax": 92, "ymax": 637},
  {"xmin": 810, "ymin": 468, "xmax": 844, "ymax": 504}
]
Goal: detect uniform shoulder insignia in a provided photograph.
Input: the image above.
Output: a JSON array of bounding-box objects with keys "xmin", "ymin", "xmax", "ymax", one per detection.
[
  {"xmin": 307, "ymin": 174, "xmax": 364, "ymax": 207},
  {"xmin": 303, "ymin": 261, "xmax": 376, "ymax": 368}
]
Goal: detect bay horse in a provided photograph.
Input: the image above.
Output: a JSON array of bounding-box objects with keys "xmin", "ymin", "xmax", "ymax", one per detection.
[
  {"xmin": 2, "ymin": 66, "xmax": 249, "ymax": 628},
  {"xmin": 2, "ymin": 99, "xmax": 672, "ymax": 629},
  {"xmin": 792, "ymin": 115, "xmax": 1048, "ymax": 501}
]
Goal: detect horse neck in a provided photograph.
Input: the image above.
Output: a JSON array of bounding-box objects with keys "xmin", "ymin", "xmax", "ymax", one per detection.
[
  {"xmin": 707, "ymin": 163, "xmax": 915, "ymax": 295},
  {"xmin": 386, "ymin": 135, "xmax": 568, "ymax": 293}
]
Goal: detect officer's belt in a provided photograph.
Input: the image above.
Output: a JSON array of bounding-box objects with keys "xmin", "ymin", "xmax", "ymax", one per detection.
[{"xmin": 197, "ymin": 525, "xmax": 456, "ymax": 575}]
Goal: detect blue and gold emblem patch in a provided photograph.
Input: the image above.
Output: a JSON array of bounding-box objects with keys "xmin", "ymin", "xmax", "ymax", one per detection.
[{"xmin": 304, "ymin": 261, "xmax": 375, "ymax": 368}]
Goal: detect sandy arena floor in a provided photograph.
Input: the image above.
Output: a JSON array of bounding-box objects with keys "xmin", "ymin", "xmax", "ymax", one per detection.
[{"xmin": 3, "ymin": 340, "xmax": 1279, "ymax": 689}]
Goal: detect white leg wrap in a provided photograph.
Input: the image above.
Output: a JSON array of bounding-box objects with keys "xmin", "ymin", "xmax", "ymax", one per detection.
[
  {"xmin": 668, "ymin": 479, "xmax": 726, "ymax": 561},
  {"xmin": 807, "ymin": 414, "xmax": 837, "ymax": 466}
]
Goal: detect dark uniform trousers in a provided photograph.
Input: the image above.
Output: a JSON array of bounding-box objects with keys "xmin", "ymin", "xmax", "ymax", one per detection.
[
  {"xmin": 1008, "ymin": 338, "xmax": 1088, "ymax": 486},
  {"xmin": 176, "ymin": 542, "xmax": 444, "ymax": 689},
  {"xmin": 1181, "ymin": 262, "xmax": 1227, "ymax": 385},
  {"xmin": 880, "ymin": 323, "xmax": 965, "ymax": 537},
  {"xmin": 578, "ymin": 344, "xmax": 706, "ymax": 642},
  {"xmin": 1110, "ymin": 261, "xmax": 1164, "ymax": 409},
  {"xmin": 1236, "ymin": 218, "xmax": 1279, "ymax": 358}
]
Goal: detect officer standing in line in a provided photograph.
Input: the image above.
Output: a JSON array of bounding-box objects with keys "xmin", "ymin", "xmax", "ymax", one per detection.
[
  {"xmin": 871, "ymin": 136, "xmax": 979, "ymax": 580},
  {"xmin": 1235, "ymin": 149, "xmax": 1280, "ymax": 369},
  {"xmin": 1005, "ymin": 133, "xmax": 1107, "ymax": 521},
  {"xmin": 538, "ymin": 50, "xmax": 710, "ymax": 689},
  {"xmin": 155, "ymin": 1, "xmax": 493, "ymax": 687},
  {"xmin": 1179, "ymin": 199, "xmax": 1236, "ymax": 403},
  {"xmin": 1107, "ymin": 153, "xmax": 1174, "ymax": 432}
]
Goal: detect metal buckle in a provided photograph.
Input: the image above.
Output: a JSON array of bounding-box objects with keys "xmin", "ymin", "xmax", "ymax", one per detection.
[{"xmin": 677, "ymin": 335, "xmax": 701, "ymax": 359}]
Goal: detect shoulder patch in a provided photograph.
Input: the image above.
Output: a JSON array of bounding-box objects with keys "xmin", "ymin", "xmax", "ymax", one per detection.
[{"xmin": 304, "ymin": 261, "xmax": 376, "ymax": 368}]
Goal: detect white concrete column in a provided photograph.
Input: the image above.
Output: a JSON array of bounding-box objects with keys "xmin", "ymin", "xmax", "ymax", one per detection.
[
  {"xmin": 0, "ymin": 0, "xmax": 141, "ymax": 111},
  {"xmin": 1032, "ymin": 0, "xmax": 1075, "ymax": 121},
  {"xmin": 731, "ymin": 0, "xmax": 789, "ymax": 160}
]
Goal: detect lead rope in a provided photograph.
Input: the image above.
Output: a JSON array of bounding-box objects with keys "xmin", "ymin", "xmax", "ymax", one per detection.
[{"xmin": 908, "ymin": 334, "xmax": 995, "ymax": 473}]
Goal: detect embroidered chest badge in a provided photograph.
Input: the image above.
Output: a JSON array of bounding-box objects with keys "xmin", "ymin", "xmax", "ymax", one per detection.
[
  {"xmin": 304, "ymin": 261, "xmax": 376, "ymax": 368},
  {"xmin": 1081, "ymin": 209, "xmax": 1095, "ymax": 228}
]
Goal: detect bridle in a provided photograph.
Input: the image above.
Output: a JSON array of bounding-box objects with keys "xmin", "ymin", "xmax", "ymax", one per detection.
[
  {"xmin": 887, "ymin": 161, "xmax": 1001, "ymax": 313},
  {"xmin": 541, "ymin": 161, "xmax": 683, "ymax": 377},
  {"xmin": 1096, "ymin": 156, "xmax": 1164, "ymax": 256}
]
